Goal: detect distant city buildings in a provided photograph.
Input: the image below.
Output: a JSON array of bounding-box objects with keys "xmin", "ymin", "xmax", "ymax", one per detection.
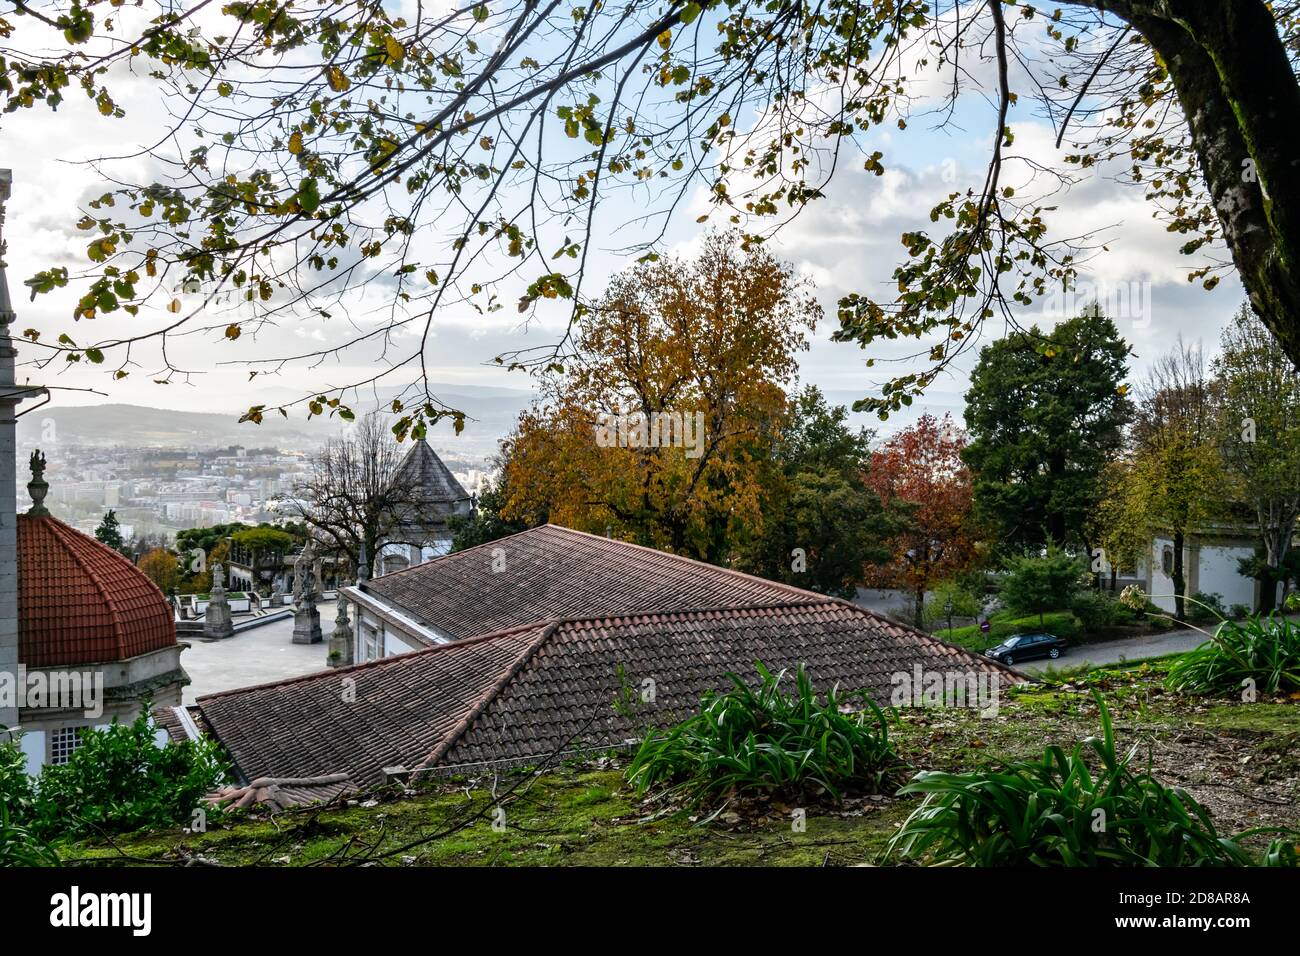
[{"xmin": 13, "ymin": 440, "xmax": 491, "ymax": 551}]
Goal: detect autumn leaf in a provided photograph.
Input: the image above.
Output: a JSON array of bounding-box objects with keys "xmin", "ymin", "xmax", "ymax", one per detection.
[{"xmin": 325, "ymin": 66, "xmax": 351, "ymax": 92}]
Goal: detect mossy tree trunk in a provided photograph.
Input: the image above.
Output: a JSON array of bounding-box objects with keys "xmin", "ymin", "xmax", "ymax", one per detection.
[{"xmin": 1091, "ymin": 1, "xmax": 1300, "ymax": 365}]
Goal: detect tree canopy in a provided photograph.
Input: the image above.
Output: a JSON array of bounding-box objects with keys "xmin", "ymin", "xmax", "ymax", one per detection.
[
  {"xmin": 1000, "ymin": 545, "xmax": 1085, "ymax": 626},
  {"xmin": 862, "ymin": 412, "xmax": 977, "ymax": 625},
  {"xmin": 93, "ymin": 508, "xmax": 126, "ymax": 553},
  {"xmin": 743, "ymin": 385, "xmax": 898, "ymax": 597},
  {"xmin": 500, "ymin": 234, "xmax": 816, "ymax": 559},
  {"xmin": 1213, "ymin": 304, "xmax": 1300, "ymax": 607},
  {"xmin": 962, "ymin": 309, "xmax": 1130, "ymax": 553},
  {"xmin": 7, "ymin": 1, "xmax": 1300, "ymax": 429}
]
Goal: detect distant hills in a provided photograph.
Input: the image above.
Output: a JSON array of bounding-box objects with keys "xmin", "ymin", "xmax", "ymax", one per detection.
[{"xmin": 17, "ymin": 382, "xmax": 537, "ymax": 457}]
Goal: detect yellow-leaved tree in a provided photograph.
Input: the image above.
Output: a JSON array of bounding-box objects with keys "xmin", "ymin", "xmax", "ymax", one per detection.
[{"xmin": 502, "ymin": 233, "xmax": 818, "ymax": 561}]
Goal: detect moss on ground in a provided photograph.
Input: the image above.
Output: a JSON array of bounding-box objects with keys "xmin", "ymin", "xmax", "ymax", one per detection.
[{"xmin": 59, "ymin": 662, "xmax": 1300, "ymax": 867}]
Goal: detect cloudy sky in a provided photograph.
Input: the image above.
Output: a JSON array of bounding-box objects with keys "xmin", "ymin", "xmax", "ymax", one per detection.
[{"xmin": 0, "ymin": 5, "xmax": 1247, "ymax": 445}]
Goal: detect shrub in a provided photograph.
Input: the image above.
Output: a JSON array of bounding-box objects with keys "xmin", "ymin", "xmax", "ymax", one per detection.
[
  {"xmin": 1068, "ymin": 590, "xmax": 1131, "ymax": 632},
  {"xmin": 1230, "ymin": 603, "xmax": 1252, "ymax": 620},
  {"xmin": 626, "ymin": 662, "xmax": 898, "ymax": 806},
  {"xmin": 0, "ymin": 802, "xmax": 57, "ymax": 867},
  {"xmin": 1188, "ymin": 591, "xmax": 1227, "ymax": 623},
  {"xmin": 923, "ymin": 582, "xmax": 984, "ymax": 627},
  {"xmin": 1166, "ymin": 614, "xmax": 1300, "ymax": 697},
  {"xmin": 0, "ymin": 741, "xmax": 53, "ymax": 866},
  {"xmin": 0, "ymin": 736, "xmax": 35, "ymax": 819},
  {"xmin": 885, "ymin": 694, "xmax": 1298, "ymax": 866},
  {"xmin": 32, "ymin": 711, "xmax": 228, "ymax": 841},
  {"xmin": 999, "ymin": 547, "xmax": 1086, "ymax": 624}
]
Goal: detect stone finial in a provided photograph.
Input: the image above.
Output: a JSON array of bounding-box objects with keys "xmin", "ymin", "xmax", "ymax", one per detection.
[
  {"xmin": 328, "ymin": 597, "xmax": 353, "ymax": 668},
  {"xmin": 27, "ymin": 448, "xmax": 49, "ymax": 516},
  {"xmin": 357, "ymin": 541, "xmax": 369, "ymax": 583}
]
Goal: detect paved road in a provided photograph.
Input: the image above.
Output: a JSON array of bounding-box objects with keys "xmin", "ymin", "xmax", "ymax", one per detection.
[{"xmin": 1017, "ymin": 628, "xmax": 1207, "ymax": 675}]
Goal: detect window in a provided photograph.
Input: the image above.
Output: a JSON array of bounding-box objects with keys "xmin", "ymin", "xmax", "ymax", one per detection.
[
  {"xmin": 362, "ymin": 623, "xmax": 381, "ymax": 662},
  {"xmin": 1161, "ymin": 545, "xmax": 1175, "ymax": 576},
  {"xmin": 48, "ymin": 726, "xmax": 86, "ymax": 765}
]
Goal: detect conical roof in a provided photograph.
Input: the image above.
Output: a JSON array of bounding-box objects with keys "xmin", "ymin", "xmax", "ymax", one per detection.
[{"xmin": 391, "ymin": 438, "xmax": 470, "ymax": 504}]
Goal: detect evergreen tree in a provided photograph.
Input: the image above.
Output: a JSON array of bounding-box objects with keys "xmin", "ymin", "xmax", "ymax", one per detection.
[
  {"xmin": 94, "ymin": 510, "xmax": 126, "ymax": 554},
  {"xmin": 963, "ymin": 309, "xmax": 1131, "ymax": 554}
]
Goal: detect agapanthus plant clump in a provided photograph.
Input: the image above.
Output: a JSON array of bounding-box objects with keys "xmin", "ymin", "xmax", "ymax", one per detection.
[
  {"xmin": 885, "ymin": 695, "xmax": 1298, "ymax": 867},
  {"xmin": 1166, "ymin": 613, "xmax": 1300, "ymax": 697},
  {"xmin": 626, "ymin": 662, "xmax": 898, "ymax": 807}
]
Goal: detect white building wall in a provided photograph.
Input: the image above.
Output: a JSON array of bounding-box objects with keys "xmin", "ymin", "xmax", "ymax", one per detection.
[
  {"xmin": 352, "ymin": 604, "xmax": 440, "ymax": 662},
  {"xmin": 384, "ymin": 626, "xmax": 413, "ymax": 657},
  {"xmin": 1150, "ymin": 536, "xmax": 1178, "ymax": 613},
  {"xmin": 1197, "ymin": 545, "xmax": 1257, "ymax": 611},
  {"xmin": 19, "ymin": 730, "xmax": 43, "ymax": 776}
]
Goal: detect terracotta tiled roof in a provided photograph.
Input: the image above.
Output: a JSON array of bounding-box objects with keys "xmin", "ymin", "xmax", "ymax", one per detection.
[
  {"xmin": 359, "ymin": 524, "xmax": 823, "ymax": 640},
  {"xmin": 197, "ymin": 600, "xmax": 1019, "ymax": 786},
  {"xmin": 431, "ymin": 601, "xmax": 1017, "ymax": 772},
  {"xmin": 18, "ymin": 514, "xmax": 176, "ymax": 668},
  {"xmin": 197, "ymin": 625, "xmax": 546, "ymax": 788}
]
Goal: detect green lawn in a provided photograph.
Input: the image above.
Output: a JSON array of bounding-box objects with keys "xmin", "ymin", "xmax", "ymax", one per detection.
[{"xmin": 932, "ymin": 609, "xmax": 1082, "ymax": 650}]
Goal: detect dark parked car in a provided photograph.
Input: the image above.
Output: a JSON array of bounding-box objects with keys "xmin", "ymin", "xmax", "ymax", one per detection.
[{"xmin": 985, "ymin": 632, "xmax": 1068, "ymax": 666}]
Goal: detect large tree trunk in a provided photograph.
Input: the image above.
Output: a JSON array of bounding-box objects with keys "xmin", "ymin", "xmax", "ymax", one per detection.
[
  {"xmin": 1257, "ymin": 498, "xmax": 1298, "ymax": 613},
  {"xmin": 1103, "ymin": 2, "xmax": 1300, "ymax": 366}
]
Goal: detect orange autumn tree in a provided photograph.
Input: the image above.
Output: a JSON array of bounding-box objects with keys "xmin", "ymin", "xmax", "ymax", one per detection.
[
  {"xmin": 502, "ymin": 234, "xmax": 818, "ymax": 561},
  {"xmin": 863, "ymin": 414, "xmax": 978, "ymax": 627},
  {"xmin": 139, "ymin": 547, "xmax": 181, "ymax": 595}
]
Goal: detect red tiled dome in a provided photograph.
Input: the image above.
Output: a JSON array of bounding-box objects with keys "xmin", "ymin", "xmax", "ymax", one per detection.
[{"xmin": 17, "ymin": 514, "xmax": 176, "ymax": 668}]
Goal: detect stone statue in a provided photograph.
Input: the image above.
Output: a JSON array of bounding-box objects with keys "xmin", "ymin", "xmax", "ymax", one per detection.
[
  {"xmin": 292, "ymin": 540, "xmax": 316, "ymax": 605},
  {"xmin": 204, "ymin": 561, "xmax": 234, "ymax": 639},
  {"xmin": 291, "ymin": 541, "xmax": 322, "ymax": 645}
]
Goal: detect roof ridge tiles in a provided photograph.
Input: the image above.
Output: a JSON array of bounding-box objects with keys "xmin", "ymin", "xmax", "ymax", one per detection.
[
  {"xmin": 527, "ymin": 598, "xmax": 844, "ymax": 634},
  {"xmin": 357, "ymin": 521, "xmax": 552, "ymax": 585},
  {"xmin": 413, "ymin": 621, "xmax": 559, "ymax": 773},
  {"xmin": 362, "ymin": 523, "xmax": 830, "ymax": 605}
]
